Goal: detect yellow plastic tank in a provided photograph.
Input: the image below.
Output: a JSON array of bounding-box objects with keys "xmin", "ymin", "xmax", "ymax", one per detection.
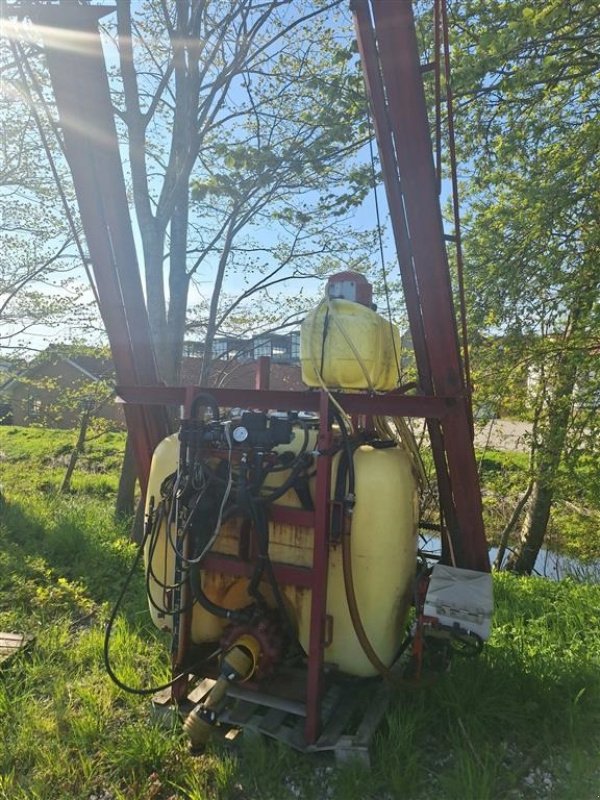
[
  {"xmin": 300, "ymin": 299, "xmax": 402, "ymax": 391},
  {"xmin": 280, "ymin": 443, "xmax": 418, "ymax": 677},
  {"xmin": 145, "ymin": 430, "xmax": 418, "ymax": 678}
]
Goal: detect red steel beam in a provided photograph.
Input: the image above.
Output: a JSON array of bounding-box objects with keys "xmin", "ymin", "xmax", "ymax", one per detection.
[
  {"xmin": 201, "ymin": 554, "xmax": 314, "ymax": 589},
  {"xmin": 304, "ymin": 392, "xmax": 333, "ymax": 743},
  {"xmin": 370, "ymin": 1, "xmax": 464, "ymax": 395},
  {"xmin": 351, "ymin": 0, "xmax": 430, "ymax": 388},
  {"xmin": 352, "ymin": 0, "xmax": 462, "ymax": 558},
  {"xmin": 354, "ymin": 1, "xmax": 488, "ymax": 571},
  {"xmin": 26, "ymin": 4, "xmax": 169, "ymax": 490},
  {"xmin": 255, "ymin": 356, "xmax": 271, "ymax": 390},
  {"xmin": 116, "ymin": 384, "xmax": 455, "ymax": 419}
]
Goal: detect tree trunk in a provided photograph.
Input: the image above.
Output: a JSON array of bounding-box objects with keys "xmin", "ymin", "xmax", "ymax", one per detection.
[
  {"xmin": 115, "ymin": 432, "xmax": 136, "ymax": 519},
  {"xmin": 60, "ymin": 403, "xmax": 92, "ymax": 493},
  {"xmin": 131, "ymin": 497, "xmax": 145, "ymax": 545},
  {"xmin": 143, "ymin": 228, "xmax": 169, "ymax": 375},
  {"xmin": 506, "ymin": 479, "xmax": 555, "ymax": 574},
  {"xmin": 493, "ymin": 480, "xmax": 533, "ymax": 570},
  {"xmin": 198, "ymin": 222, "xmax": 237, "ymax": 386},
  {"xmin": 505, "ymin": 335, "xmax": 580, "ymax": 574},
  {"xmin": 165, "ymin": 191, "xmax": 190, "ymax": 385}
]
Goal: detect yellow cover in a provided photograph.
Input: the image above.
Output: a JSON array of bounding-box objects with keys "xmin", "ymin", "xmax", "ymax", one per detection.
[{"xmin": 300, "ymin": 299, "xmax": 401, "ymax": 391}]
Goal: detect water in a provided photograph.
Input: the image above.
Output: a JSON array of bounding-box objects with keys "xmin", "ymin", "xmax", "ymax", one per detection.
[
  {"xmin": 419, "ymin": 535, "xmax": 600, "ymax": 582},
  {"xmin": 522, "ymin": 546, "xmax": 600, "ymax": 582}
]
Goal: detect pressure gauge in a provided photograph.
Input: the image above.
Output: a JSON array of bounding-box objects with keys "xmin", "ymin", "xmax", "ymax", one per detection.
[{"xmin": 232, "ymin": 426, "xmax": 249, "ymax": 443}]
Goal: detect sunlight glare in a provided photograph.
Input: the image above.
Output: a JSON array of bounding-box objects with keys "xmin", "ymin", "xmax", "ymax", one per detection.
[
  {"xmin": 1, "ymin": 17, "xmax": 121, "ymax": 150},
  {"xmin": 1, "ymin": 17, "xmax": 103, "ymax": 58}
]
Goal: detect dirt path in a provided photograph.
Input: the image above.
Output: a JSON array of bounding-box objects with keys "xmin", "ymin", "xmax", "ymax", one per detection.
[{"xmin": 474, "ymin": 419, "xmax": 532, "ymax": 453}]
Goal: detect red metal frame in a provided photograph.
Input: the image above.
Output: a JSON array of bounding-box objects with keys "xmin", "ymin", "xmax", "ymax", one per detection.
[
  {"xmin": 255, "ymin": 356, "xmax": 271, "ymax": 390},
  {"xmin": 116, "ymin": 384, "xmax": 455, "ymax": 419},
  {"xmin": 9, "ymin": 0, "xmax": 491, "ymax": 746},
  {"xmin": 351, "ymin": 0, "xmax": 462, "ymax": 565},
  {"xmin": 19, "ymin": 3, "xmax": 170, "ymax": 491},
  {"xmin": 353, "ymin": 0, "xmax": 489, "ymax": 572},
  {"xmin": 169, "ymin": 382, "xmax": 336, "ymax": 742},
  {"xmin": 115, "ymin": 379, "xmax": 476, "ymax": 742},
  {"xmin": 304, "ymin": 391, "xmax": 332, "ymax": 742}
]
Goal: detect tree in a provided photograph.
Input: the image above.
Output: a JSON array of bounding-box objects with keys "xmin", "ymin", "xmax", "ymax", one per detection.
[
  {"xmin": 59, "ymin": 391, "xmax": 114, "ymax": 494},
  {"xmin": 451, "ymin": 0, "xmax": 600, "ymax": 572},
  {"xmin": 112, "ymin": 0, "xmax": 373, "ymax": 384}
]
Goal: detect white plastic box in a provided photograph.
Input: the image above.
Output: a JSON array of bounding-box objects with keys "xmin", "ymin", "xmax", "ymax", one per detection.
[{"xmin": 423, "ymin": 564, "xmax": 494, "ymax": 641}]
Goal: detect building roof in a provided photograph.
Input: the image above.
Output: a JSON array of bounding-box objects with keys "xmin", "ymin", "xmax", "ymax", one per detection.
[
  {"xmin": 0, "ymin": 352, "xmax": 114, "ymax": 395},
  {"xmin": 0, "ymin": 349, "xmax": 303, "ymax": 396}
]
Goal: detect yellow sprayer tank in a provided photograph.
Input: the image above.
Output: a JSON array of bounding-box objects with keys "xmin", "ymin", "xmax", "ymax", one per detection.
[
  {"xmin": 300, "ymin": 298, "xmax": 402, "ymax": 391},
  {"xmin": 145, "ymin": 431, "xmax": 418, "ymax": 678}
]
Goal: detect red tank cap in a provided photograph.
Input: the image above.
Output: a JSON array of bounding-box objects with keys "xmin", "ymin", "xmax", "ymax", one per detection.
[{"xmin": 327, "ymin": 271, "xmax": 373, "ymax": 307}]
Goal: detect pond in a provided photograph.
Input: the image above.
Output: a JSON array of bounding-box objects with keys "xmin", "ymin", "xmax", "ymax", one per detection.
[
  {"xmin": 522, "ymin": 546, "xmax": 600, "ymax": 581},
  {"xmin": 419, "ymin": 534, "xmax": 600, "ymax": 582}
]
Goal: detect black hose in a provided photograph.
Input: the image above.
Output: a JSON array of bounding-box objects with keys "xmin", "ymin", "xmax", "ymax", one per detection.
[
  {"xmin": 146, "ymin": 502, "xmax": 187, "ymax": 592},
  {"xmin": 186, "ymin": 460, "xmax": 251, "ymax": 623},
  {"xmin": 150, "ymin": 417, "xmax": 311, "ymax": 634},
  {"xmin": 264, "ymin": 421, "xmax": 311, "ymax": 473},
  {"xmin": 251, "ymin": 503, "xmax": 276, "ymax": 603},
  {"xmin": 167, "ymin": 462, "xmax": 231, "ymax": 564},
  {"xmin": 188, "ymin": 563, "xmax": 251, "ymax": 623},
  {"xmin": 332, "ymin": 408, "xmax": 398, "ymax": 680},
  {"xmin": 145, "ymin": 506, "xmax": 195, "ymax": 616},
  {"xmin": 257, "ymin": 453, "xmax": 312, "ymax": 505},
  {"xmin": 104, "ymin": 507, "xmax": 209, "ymax": 696},
  {"xmin": 332, "ymin": 407, "xmax": 355, "ymax": 495},
  {"xmin": 247, "ymin": 496, "xmax": 296, "ymax": 643}
]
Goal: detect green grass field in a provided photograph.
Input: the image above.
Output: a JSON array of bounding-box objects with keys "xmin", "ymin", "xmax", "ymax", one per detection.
[{"xmin": 1, "ymin": 426, "xmax": 599, "ymax": 799}]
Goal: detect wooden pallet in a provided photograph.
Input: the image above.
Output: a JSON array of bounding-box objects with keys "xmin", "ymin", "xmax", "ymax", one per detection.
[
  {"xmin": 152, "ymin": 673, "xmax": 391, "ymax": 765},
  {"xmin": 0, "ymin": 632, "xmax": 33, "ymax": 666}
]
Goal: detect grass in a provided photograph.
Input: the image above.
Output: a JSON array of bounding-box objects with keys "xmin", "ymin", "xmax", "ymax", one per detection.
[
  {"xmin": 1, "ymin": 426, "xmax": 599, "ymax": 799},
  {"xmin": 0, "ymin": 425, "xmax": 126, "ymax": 496}
]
